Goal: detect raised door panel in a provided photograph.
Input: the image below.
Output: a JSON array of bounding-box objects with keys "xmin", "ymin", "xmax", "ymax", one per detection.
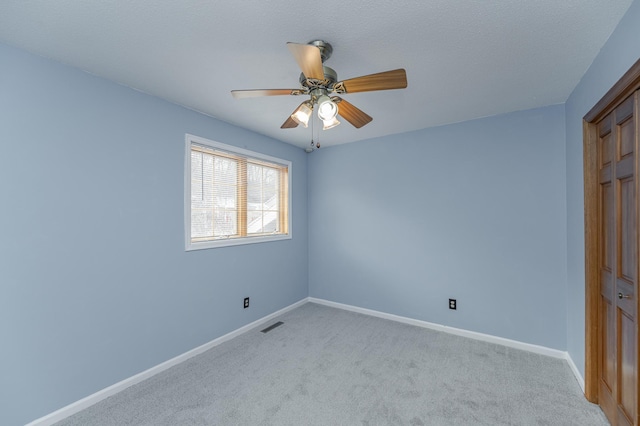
[
  {"xmin": 619, "ymin": 178, "xmax": 636, "ymax": 282},
  {"xmin": 619, "ymin": 310, "xmax": 636, "ymax": 425}
]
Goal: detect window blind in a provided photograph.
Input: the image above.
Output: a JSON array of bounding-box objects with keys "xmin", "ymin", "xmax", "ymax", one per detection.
[{"xmin": 189, "ymin": 142, "xmax": 289, "ymax": 244}]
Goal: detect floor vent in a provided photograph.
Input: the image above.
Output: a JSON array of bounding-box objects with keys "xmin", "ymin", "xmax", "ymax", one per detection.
[{"xmin": 261, "ymin": 321, "xmax": 284, "ymax": 333}]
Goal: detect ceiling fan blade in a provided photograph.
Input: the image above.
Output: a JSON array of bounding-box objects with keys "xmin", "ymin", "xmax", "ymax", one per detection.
[
  {"xmin": 287, "ymin": 42, "xmax": 325, "ymax": 80},
  {"xmin": 231, "ymin": 89, "xmax": 302, "ymax": 99},
  {"xmin": 339, "ymin": 69, "xmax": 407, "ymax": 93},
  {"xmin": 333, "ymin": 97, "xmax": 372, "ymax": 128},
  {"xmin": 280, "ymin": 116, "xmax": 299, "ymax": 129},
  {"xmin": 280, "ymin": 102, "xmax": 307, "ymax": 129}
]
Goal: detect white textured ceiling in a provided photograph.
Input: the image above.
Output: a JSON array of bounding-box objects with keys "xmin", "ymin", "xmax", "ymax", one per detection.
[{"xmin": 0, "ymin": 1, "xmax": 633, "ymax": 149}]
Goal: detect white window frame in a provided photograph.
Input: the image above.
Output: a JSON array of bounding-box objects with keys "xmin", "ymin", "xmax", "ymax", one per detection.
[{"xmin": 184, "ymin": 134, "xmax": 292, "ymax": 251}]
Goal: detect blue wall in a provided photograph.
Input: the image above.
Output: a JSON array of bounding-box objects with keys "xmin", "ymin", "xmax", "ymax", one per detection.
[
  {"xmin": 3, "ymin": 0, "xmax": 640, "ymax": 422},
  {"xmin": 308, "ymin": 105, "xmax": 568, "ymax": 349},
  {"xmin": 0, "ymin": 43, "xmax": 308, "ymax": 426},
  {"xmin": 565, "ymin": 0, "xmax": 640, "ymax": 377}
]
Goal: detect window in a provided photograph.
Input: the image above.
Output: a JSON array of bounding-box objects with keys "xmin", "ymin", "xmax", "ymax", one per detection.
[{"xmin": 185, "ymin": 134, "xmax": 291, "ymax": 250}]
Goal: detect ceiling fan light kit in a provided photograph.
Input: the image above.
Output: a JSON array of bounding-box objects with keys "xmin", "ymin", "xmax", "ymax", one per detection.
[
  {"xmin": 290, "ymin": 101, "xmax": 313, "ymax": 128},
  {"xmin": 231, "ymin": 39, "xmax": 407, "ymax": 143}
]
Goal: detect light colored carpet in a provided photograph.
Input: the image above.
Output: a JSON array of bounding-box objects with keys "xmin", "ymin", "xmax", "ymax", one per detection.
[{"xmin": 56, "ymin": 302, "xmax": 608, "ymax": 425}]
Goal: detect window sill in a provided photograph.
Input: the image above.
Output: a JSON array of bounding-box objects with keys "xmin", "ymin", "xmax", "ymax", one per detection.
[{"xmin": 185, "ymin": 233, "xmax": 291, "ymax": 251}]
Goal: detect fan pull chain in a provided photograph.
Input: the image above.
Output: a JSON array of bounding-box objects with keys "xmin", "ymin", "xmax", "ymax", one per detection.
[
  {"xmin": 315, "ymin": 112, "xmax": 321, "ymax": 149},
  {"xmin": 310, "ymin": 109, "xmax": 315, "ymax": 149}
]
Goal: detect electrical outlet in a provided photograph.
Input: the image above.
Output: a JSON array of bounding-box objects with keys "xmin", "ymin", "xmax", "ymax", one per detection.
[
  {"xmin": 449, "ymin": 299, "xmax": 457, "ymax": 310},
  {"xmin": 244, "ymin": 297, "xmax": 250, "ymax": 309}
]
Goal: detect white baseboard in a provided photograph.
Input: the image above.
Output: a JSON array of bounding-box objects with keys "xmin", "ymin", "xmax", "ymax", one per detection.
[
  {"xmin": 29, "ymin": 296, "xmax": 587, "ymax": 425},
  {"xmin": 564, "ymin": 352, "xmax": 586, "ymax": 392},
  {"xmin": 26, "ymin": 298, "xmax": 308, "ymax": 426},
  {"xmin": 308, "ymin": 297, "xmax": 566, "ymax": 358},
  {"xmin": 308, "ymin": 297, "xmax": 586, "ymax": 390}
]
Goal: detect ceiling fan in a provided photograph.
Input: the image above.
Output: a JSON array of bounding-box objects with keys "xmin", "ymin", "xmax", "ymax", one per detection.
[{"xmin": 231, "ymin": 40, "xmax": 407, "ymax": 131}]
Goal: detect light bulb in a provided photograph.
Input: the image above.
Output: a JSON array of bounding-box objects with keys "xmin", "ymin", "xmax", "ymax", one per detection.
[
  {"xmin": 316, "ymin": 95, "xmax": 338, "ymax": 121},
  {"xmin": 290, "ymin": 102, "xmax": 312, "ymax": 128}
]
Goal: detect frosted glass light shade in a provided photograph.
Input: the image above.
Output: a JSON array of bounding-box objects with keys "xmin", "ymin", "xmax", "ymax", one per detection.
[
  {"xmin": 291, "ymin": 102, "xmax": 313, "ymax": 128},
  {"xmin": 322, "ymin": 116, "xmax": 340, "ymax": 130}
]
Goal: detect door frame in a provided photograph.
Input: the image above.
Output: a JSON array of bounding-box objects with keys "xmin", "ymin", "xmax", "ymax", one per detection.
[{"xmin": 583, "ymin": 57, "xmax": 640, "ymax": 403}]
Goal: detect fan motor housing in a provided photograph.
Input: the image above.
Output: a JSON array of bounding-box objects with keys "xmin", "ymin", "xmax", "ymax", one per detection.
[{"xmin": 299, "ymin": 66, "xmax": 337, "ymax": 88}]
